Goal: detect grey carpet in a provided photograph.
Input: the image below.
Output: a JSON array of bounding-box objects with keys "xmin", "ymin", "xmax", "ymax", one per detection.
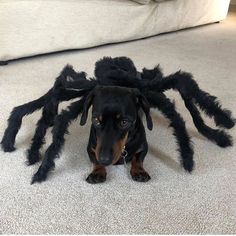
[{"xmin": 0, "ymin": 11, "xmax": 235, "ymax": 234}]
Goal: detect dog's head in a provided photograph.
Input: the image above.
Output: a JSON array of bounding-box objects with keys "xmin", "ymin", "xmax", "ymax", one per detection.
[{"xmin": 80, "ymin": 86, "xmax": 153, "ymax": 166}]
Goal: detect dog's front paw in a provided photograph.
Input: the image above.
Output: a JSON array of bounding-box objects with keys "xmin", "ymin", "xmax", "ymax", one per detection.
[
  {"xmin": 86, "ymin": 172, "xmax": 106, "ymax": 184},
  {"xmin": 31, "ymin": 167, "xmax": 48, "ymax": 184},
  {"xmin": 131, "ymin": 169, "xmax": 151, "ymax": 182}
]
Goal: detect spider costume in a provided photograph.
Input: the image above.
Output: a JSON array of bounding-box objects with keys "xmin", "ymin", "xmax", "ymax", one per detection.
[{"xmin": 1, "ymin": 57, "xmax": 235, "ymax": 184}]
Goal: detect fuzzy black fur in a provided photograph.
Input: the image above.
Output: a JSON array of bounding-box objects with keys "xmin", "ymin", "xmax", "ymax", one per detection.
[{"xmin": 1, "ymin": 57, "xmax": 235, "ymax": 184}]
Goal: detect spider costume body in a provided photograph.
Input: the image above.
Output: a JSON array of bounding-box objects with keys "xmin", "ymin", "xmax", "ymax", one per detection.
[{"xmin": 1, "ymin": 57, "xmax": 235, "ymax": 184}]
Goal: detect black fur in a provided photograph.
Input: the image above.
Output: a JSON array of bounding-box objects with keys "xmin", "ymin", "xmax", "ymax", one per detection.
[
  {"xmin": 31, "ymin": 99, "xmax": 85, "ymax": 184},
  {"xmin": 1, "ymin": 57, "xmax": 235, "ymax": 184},
  {"xmin": 146, "ymin": 92, "xmax": 194, "ymax": 172}
]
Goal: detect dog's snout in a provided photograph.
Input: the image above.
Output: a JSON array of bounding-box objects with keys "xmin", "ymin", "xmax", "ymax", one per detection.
[
  {"xmin": 99, "ymin": 156, "xmax": 112, "ymax": 166},
  {"xmin": 99, "ymin": 147, "xmax": 113, "ymax": 166}
]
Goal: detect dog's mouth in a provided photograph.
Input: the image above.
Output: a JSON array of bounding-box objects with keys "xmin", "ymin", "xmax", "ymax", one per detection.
[
  {"xmin": 92, "ymin": 133, "xmax": 129, "ymax": 166},
  {"xmin": 99, "ymin": 159, "xmax": 112, "ymax": 166}
]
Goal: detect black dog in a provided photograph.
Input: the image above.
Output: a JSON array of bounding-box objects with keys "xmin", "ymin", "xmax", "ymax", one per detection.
[
  {"xmin": 83, "ymin": 86, "xmax": 153, "ymax": 183},
  {"xmin": 1, "ymin": 57, "xmax": 235, "ymax": 184}
]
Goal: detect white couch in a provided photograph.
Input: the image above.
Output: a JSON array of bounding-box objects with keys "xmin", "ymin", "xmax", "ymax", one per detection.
[{"xmin": 0, "ymin": 0, "xmax": 230, "ymax": 63}]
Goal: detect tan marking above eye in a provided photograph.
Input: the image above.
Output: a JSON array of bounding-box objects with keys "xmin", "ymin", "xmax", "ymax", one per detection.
[{"xmin": 116, "ymin": 114, "xmax": 121, "ymax": 119}]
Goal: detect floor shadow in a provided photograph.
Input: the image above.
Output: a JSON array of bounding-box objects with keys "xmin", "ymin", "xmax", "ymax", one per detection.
[
  {"xmin": 151, "ymin": 112, "xmax": 207, "ymax": 141},
  {"xmin": 148, "ymin": 145, "xmax": 181, "ymax": 173}
]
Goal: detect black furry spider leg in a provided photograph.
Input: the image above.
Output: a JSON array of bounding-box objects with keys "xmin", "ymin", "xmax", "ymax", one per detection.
[
  {"xmin": 26, "ymin": 90, "xmax": 89, "ymax": 165},
  {"xmin": 63, "ymin": 79, "xmax": 97, "ymax": 90},
  {"xmin": 147, "ymin": 71, "xmax": 235, "ymax": 129},
  {"xmin": 194, "ymin": 88, "xmax": 235, "ymax": 129},
  {"xmin": 184, "ymin": 99, "xmax": 233, "ymax": 147},
  {"xmin": 26, "ymin": 65, "xmax": 88, "ymax": 165},
  {"xmin": 1, "ymin": 89, "xmax": 53, "ymax": 152},
  {"xmin": 31, "ymin": 98, "xmax": 85, "ymax": 184},
  {"xmin": 26, "ymin": 100, "xmax": 58, "ymax": 165},
  {"xmin": 146, "ymin": 92, "xmax": 194, "ymax": 172},
  {"xmin": 1, "ymin": 65, "xmax": 87, "ymax": 153}
]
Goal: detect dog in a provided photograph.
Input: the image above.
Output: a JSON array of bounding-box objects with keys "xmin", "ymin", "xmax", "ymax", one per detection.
[{"xmin": 82, "ymin": 86, "xmax": 153, "ymax": 183}]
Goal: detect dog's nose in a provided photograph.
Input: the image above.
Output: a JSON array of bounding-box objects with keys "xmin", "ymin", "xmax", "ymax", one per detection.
[
  {"xmin": 99, "ymin": 146, "xmax": 113, "ymax": 166},
  {"xmin": 99, "ymin": 156, "xmax": 112, "ymax": 166}
]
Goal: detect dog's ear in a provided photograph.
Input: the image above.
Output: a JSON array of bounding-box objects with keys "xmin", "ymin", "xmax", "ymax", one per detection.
[
  {"xmin": 80, "ymin": 90, "xmax": 94, "ymax": 126},
  {"xmin": 133, "ymin": 89, "xmax": 153, "ymax": 131}
]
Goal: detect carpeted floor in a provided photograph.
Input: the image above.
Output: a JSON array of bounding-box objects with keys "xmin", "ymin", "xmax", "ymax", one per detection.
[{"xmin": 0, "ymin": 10, "xmax": 235, "ymax": 235}]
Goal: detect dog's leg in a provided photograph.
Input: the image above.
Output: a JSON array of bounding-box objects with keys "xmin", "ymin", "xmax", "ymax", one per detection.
[
  {"xmin": 130, "ymin": 149, "xmax": 151, "ymax": 182},
  {"xmin": 86, "ymin": 164, "xmax": 107, "ymax": 184},
  {"xmin": 146, "ymin": 92, "xmax": 194, "ymax": 172},
  {"xmin": 146, "ymin": 71, "xmax": 235, "ymax": 129},
  {"xmin": 31, "ymin": 98, "xmax": 85, "ymax": 184},
  {"xmin": 85, "ymin": 128, "xmax": 107, "ymax": 184}
]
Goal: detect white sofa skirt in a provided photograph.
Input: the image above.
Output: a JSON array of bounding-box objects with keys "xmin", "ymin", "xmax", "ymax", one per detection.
[{"xmin": 0, "ymin": 0, "xmax": 230, "ymax": 62}]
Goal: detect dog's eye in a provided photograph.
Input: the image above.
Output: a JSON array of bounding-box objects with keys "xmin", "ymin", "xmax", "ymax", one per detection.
[
  {"xmin": 92, "ymin": 117, "xmax": 101, "ymax": 127},
  {"xmin": 119, "ymin": 119, "xmax": 130, "ymax": 129}
]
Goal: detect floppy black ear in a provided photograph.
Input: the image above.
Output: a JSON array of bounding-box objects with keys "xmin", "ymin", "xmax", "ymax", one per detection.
[
  {"xmin": 80, "ymin": 90, "xmax": 94, "ymax": 126},
  {"xmin": 133, "ymin": 89, "xmax": 153, "ymax": 130}
]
